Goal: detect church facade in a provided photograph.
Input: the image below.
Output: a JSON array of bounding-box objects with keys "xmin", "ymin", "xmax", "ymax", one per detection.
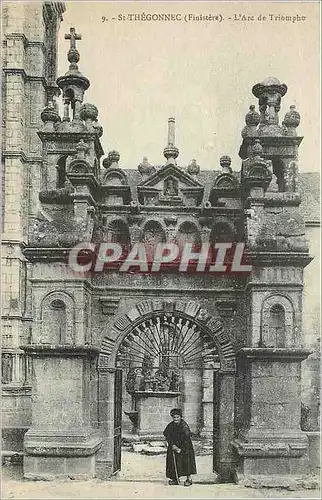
[{"xmin": 2, "ymin": 1, "xmax": 320, "ymax": 486}]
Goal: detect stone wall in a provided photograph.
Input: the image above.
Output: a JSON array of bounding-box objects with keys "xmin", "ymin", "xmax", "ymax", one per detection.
[{"xmin": 301, "ymin": 224, "xmax": 320, "ymax": 473}]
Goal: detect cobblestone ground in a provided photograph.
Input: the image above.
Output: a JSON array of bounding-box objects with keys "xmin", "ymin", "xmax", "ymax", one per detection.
[{"xmin": 2, "ymin": 451, "xmax": 320, "ymax": 499}]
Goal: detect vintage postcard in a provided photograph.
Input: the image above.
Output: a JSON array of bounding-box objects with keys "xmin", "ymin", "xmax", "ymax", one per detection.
[{"xmin": 1, "ymin": 0, "xmax": 320, "ymax": 499}]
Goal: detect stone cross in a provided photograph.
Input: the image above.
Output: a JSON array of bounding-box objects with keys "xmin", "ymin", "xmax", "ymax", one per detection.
[{"xmin": 65, "ymin": 27, "xmax": 81, "ymax": 51}]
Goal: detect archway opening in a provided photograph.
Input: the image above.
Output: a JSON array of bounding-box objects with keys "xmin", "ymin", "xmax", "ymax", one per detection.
[
  {"xmin": 99, "ymin": 309, "xmax": 235, "ymax": 483},
  {"xmin": 97, "ymin": 301, "xmax": 236, "ymax": 483}
]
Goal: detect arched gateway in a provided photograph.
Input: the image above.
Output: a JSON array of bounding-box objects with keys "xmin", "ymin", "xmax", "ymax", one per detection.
[{"xmin": 96, "ymin": 300, "xmax": 237, "ymax": 482}]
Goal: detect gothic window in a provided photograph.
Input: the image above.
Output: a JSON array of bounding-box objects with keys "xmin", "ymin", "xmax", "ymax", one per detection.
[
  {"xmin": 269, "ymin": 304, "xmax": 286, "ymax": 347},
  {"xmin": 1, "ymin": 353, "xmax": 13, "ymax": 384}
]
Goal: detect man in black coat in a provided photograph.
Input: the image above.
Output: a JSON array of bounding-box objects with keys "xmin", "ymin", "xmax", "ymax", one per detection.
[{"xmin": 163, "ymin": 408, "xmax": 197, "ymax": 486}]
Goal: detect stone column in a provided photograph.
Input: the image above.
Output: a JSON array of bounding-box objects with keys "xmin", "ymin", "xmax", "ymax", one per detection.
[
  {"xmin": 232, "ymin": 348, "xmax": 311, "ymax": 487},
  {"xmin": 200, "ymin": 364, "xmax": 213, "ymax": 440},
  {"xmin": 95, "ymin": 366, "xmax": 115, "ymax": 480},
  {"xmin": 213, "ymin": 371, "xmax": 237, "ymax": 482},
  {"xmin": 22, "ymin": 345, "xmax": 102, "ymax": 480}
]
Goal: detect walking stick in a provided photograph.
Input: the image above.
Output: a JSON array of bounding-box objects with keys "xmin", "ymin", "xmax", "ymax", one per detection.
[{"xmin": 172, "ymin": 448, "xmax": 180, "ymax": 484}]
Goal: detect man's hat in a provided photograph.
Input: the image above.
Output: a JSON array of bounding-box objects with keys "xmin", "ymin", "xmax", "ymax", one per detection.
[{"xmin": 170, "ymin": 408, "xmax": 182, "ymax": 417}]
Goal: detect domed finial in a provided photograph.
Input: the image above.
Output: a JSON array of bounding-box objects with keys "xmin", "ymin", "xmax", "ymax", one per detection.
[
  {"xmin": 138, "ymin": 156, "xmax": 155, "ymax": 176},
  {"xmin": 242, "ymin": 105, "xmax": 260, "ymax": 138},
  {"xmin": 103, "ymin": 150, "xmax": 120, "ymax": 169},
  {"xmin": 246, "ymin": 105, "xmax": 260, "ymax": 127},
  {"xmin": 80, "ymin": 103, "xmax": 98, "ymax": 122},
  {"xmin": 282, "ymin": 105, "xmax": 300, "ymax": 136},
  {"xmin": 41, "ymin": 104, "xmax": 60, "ymax": 130},
  {"xmin": 79, "ymin": 103, "xmax": 99, "ymax": 131},
  {"xmin": 187, "ymin": 159, "xmax": 200, "ymax": 175},
  {"xmin": 220, "ymin": 155, "xmax": 232, "ymax": 173},
  {"xmin": 163, "ymin": 118, "xmax": 179, "ymax": 165},
  {"xmin": 252, "ymin": 77, "xmax": 287, "ymax": 135}
]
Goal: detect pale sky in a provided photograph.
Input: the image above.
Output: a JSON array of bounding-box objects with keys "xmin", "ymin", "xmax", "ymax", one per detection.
[{"xmin": 57, "ymin": 1, "xmax": 320, "ymax": 172}]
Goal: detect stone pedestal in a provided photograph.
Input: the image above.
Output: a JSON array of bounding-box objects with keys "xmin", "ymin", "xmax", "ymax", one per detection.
[
  {"xmin": 133, "ymin": 391, "xmax": 180, "ymax": 439},
  {"xmin": 21, "ymin": 345, "xmax": 103, "ymax": 480},
  {"xmin": 233, "ymin": 348, "xmax": 311, "ymax": 487}
]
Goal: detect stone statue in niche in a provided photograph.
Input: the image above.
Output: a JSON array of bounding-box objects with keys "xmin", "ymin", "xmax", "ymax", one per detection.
[
  {"xmin": 125, "ymin": 368, "xmax": 145, "ymax": 393},
  {"xmin": 125, "ymin": 350, "xmax": 181, "ymax": 393},
  {"xmin": 134, "ymin": 368, "xmax": 145, "ymax": 391},
  {"xmin": 125, "ymin": 369, "xmax": 135, "ymax": 393},
  {"xmin": 144, "ymin": 372, "xmax": 155, "ymax": 392},
  {"xmin": 142, "ymin": 352, "xmax": 153, "ymax": 375},
  {"xmin": 154, "ymin": 368, "xmax": 171, "ymax": 391},
  {"xmin": 164, "ymin": 178, "xmax": 179, "ymax": 197},
  {"xmin": 169, "ymin": 368, "xmax": 180, "ymax": 392}
]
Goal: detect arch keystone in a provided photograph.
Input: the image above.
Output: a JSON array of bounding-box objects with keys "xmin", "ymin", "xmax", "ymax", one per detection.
[
  {"xmin": 174, "ymin": 301, "xmax": 186, "ymax": 313},
  {"xmin": 114, "ymin": 316, "xmax": 132, "ymax": 331},
  {"xmin": 126, "ymin": 308, "xmax": 140, "ymax": 322},
  {"xmin": 163, "ymin": 300, "xmax": 175, "ymax": 312},
  {"xmin": 152, "ymin": 300, "xmax": 163, "ymax": 312},
  {"xmin": 185, "ymin": 301, "xmax": 200, "ymax": 318},
  {"xmin": 136, "ymin": 301, "xmax": 153, "ymax": 316},
  {"xmin": 196, "ymin": 308, "xmax": 211, "ymax": 323}
]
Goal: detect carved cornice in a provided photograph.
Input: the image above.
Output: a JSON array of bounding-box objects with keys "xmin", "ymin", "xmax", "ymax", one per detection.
[
  {"xmin": 23, "ymin": 247, "xmax": 70, "ymax": 262},
  {"xmin": 3, "ymin": 68, "xmax": 47, "ymax": 86},
  {"xmin": 245, "ymin": 282, "xmax": 303, "ymax": 291},
  {"xmin": 248, "ymin": 251, "xmax": 313, "ymax": 268},
  {"xmin": 92, "ymin": 287, "xmax": 244, "ymax": 296},
  {"xmin": 251, "ymin": 192, "xmax": 302, "ymax": 207},
  {"xmin": 2, "ymin": 386, "xmax": 32, "ymax": 396},
  {"xmin": 237, "ymin": 347, "xmax": 312, "ymax": 362},
  {"xmin": 20, "ymin": 344, "xmax": 100, "ymax": 357},
  {"xmin": 2, "ymin": 151, "xmax": 42, "ymax": 163},
  {"xmin": 239, "ymin": 136, "xmax": 303, "ymax": 160}
]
